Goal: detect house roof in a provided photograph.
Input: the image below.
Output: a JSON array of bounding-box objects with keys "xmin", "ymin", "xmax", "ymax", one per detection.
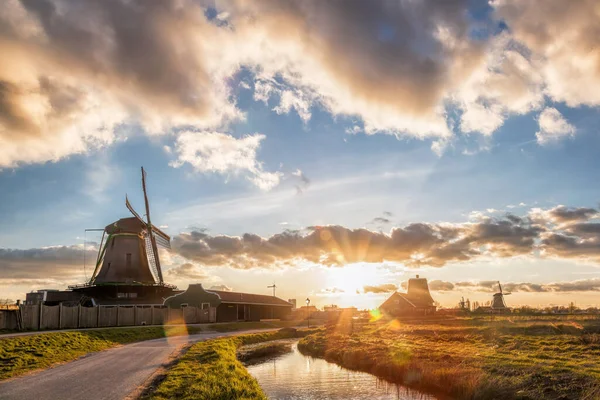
[
  {"xmin": 208, "ymin": 290, "xmax": 293, "ymax": 307},
  {"xmin": 380, "ymin": 291, "xmax": 436, "ymax": 309}
]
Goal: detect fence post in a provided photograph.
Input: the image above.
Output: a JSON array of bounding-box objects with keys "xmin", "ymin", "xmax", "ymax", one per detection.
[
  {"xmin": 151, "ymin": 306, "xmax": 155, "ymax": 325},
  {"xmin": 97, "ymin": 306, "xmax": 101, "ymax": 328},
  {"xmin": 116, "ymin": 306, "xmax": 120, "ymax": 326},
  {"xmin": 134, "ymin": 306, "xmax": 137, "ymax": 326},
  {"xmin": 39, "ymin": 303, "xmax": 43, "ymax": 330},
  {"xmin": 58, "ymin": 304, "xmax": 62, "ymax": 330},
  {"xmin": 77, "ymin": 305, "xmax": 81, "ymax": 328}
]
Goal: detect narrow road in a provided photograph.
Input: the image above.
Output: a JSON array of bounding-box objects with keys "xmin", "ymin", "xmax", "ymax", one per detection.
[{"xmin": 0, "ymin": 329, "xmax": 277, "ymax": 400}]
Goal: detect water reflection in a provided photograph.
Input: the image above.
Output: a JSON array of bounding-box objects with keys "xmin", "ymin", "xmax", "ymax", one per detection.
[{"xmin": 246, "ymin": 343, "xmax": 436, "ymax": 400}]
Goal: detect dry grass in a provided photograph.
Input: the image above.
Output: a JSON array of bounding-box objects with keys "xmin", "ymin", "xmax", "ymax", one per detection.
[{"xmin": 298, "ymin": 316, "xmax": 600, "ymax": 400}]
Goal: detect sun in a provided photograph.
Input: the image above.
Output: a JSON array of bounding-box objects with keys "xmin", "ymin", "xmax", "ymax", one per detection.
[{"xmin": 326, "ymin": 263, "xmax": 383, "ymax": 294}]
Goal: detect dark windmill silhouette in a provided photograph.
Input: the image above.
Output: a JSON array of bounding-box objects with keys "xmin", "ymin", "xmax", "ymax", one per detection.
[
  {"xmin": 491, "ymin": 281, "xmax": 511, "ymax": 312},
  {"xmin": 70, "ymin": 167, "xmax": 177, "ymax": 305}
]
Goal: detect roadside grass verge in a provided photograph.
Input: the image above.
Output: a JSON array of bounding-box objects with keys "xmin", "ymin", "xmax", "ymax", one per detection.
[
  {"xmin": 298, "ymin": 317, "xmax": 600, "ymax": 400},
  {"xmin": 0, "ymin": 321, "xmax": 318, "ymax": 381},
  {"xmin": 0, "ymin": 326, "xmax": 193, "ymax": 381},
  {"xmin": 146, "ymin": 328, "xmax": 317, "ymax": 400}
]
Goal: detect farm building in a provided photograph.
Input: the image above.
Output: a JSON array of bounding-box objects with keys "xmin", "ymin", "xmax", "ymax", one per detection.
[
  {"xmin": 379, "ymin": 275, "xmax": 437, "ymax": 316},
  {"xmin": 164, "ymin": 284, "xmax": 293, "ymax": 322}
]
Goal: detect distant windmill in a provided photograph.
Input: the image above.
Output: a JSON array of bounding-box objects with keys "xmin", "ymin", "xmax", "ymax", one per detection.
[
  {"xmin": 268, "ymin": 283, "xmax": 277, "ymax": 297},
  {"xmin": 491, "ymin": 281, "xmax": 511, "ymax": 311}
]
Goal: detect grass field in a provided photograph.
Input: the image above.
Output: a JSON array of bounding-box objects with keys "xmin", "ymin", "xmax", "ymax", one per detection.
[
  {"xmin": 298, "ymin": 316, "xmax": 600, "ymax": 400},
  {"xmin": 145, "ymin": 328, "xmax": 318, "ymax": 400},
  {"xmin": 0, "ymin": 320, "xmax": 319, "ymax": 381}
]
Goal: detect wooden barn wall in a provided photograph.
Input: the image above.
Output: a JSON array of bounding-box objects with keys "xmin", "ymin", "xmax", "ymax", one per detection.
[
  {"xmin": 40, "ymin": 305, "xmax": 60, "ymax": 330},
  {"xmin": 117, "ymin": 307, "xmax": 135, "ymax": 326},
  {"xmin": 59, "ymin": 305, "xmax": 79, "ymax": 329},
  {"xmin": 80, "ymin": 306, "xmax": 98, "ymax": 328},
  {"xmin": 0, "ymin": 310, "xmax": 18, "ymax": 330}
]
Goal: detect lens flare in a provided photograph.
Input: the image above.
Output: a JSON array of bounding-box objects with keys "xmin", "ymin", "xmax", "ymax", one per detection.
[{"xmin": 369, "ymin": 308, "xmax": 383, "ymax": 322}]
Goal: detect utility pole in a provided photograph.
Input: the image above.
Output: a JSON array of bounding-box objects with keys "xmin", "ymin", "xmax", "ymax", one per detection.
[{"xmin": 267, "ymin": 283, "xmax": 277, "ymax": 297}]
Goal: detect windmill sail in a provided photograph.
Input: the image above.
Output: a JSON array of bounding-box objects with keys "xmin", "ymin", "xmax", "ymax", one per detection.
[
  {"xmin": 126, "ymin": 196, "xmax": 145, "ymax": 225},
  {"xmin": 141, "ymin": 167, "xmax": 164, "ymax": 283},
  {"xmin": 144, "ymin": 234, "xmax": 161, "ymax": 283},
  {"xmin": 151, "ymin": 226, "xmax": 171, "ymax": 249}
]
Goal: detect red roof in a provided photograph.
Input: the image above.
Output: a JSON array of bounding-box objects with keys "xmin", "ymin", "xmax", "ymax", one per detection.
[{"xmin": 208, "ymin": 290, "xmax": 293, "ymax": 307}]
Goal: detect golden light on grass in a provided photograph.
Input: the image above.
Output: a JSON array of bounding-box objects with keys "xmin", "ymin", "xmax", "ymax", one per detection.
[{"xmin": 386, "ymin": 319, "xmax": 402, "ymax": 331}]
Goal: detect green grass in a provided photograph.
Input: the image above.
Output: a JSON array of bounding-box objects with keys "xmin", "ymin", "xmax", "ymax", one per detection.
[
  {"xmin": 146, "ymin": 329, "xmax": 312, "ymax": 400},
  {"xmin": 0, "ymin": 326, "xmax": 198, "ymax": 381},
  {"xmin": 0, "ymin": 321, "xmax": 318, "ymax": 381},
  {"xmin": 298, "ymin": 316, "xmax": 600, "ymax": 400}
]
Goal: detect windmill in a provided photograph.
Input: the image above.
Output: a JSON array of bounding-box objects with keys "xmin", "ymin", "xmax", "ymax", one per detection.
[
  {"xmin": 71, "ymin": 167, "xmax": 176, "ymax": 304},
  {"xmin": 491, "ymin": 281, "xmax": 511, "ymax": 311}
]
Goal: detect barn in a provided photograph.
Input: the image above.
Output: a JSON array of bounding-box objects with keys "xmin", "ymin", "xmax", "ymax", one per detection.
[
  {"xmin": 164, "ymin": 284, "xmax": 293, "ymax": 322},
  {"xmin": 379, "ymin": 275, "xmax": 437, "ymax": 316}
]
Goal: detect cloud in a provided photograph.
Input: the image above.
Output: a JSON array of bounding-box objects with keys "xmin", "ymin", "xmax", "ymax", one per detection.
[
  {"xmin": 170, "ymin": 203, "xmax": 600, "ymax": 268},
  {"xmin": 0, "ymin": 0, "xmax": 241, "ymax": 168},
  {"xmin": 532, "ymin": 205, "xmax": 598, "ymax": 225},
  {"xmin": 0, "ymin": 0, "xmax": 493, "ymax": 166},
  {"xmin": 455, "ymin": 33, "xmax": 544, "ymax": 136},
  {"xmin": 535, "ymin": 108, "xmax": 576, "ymax": 145},
  {"xmin": 170, "ymin": 214, "xmax": 543, "ymax": 268},
  {"xmin": 209, "ymin": 284, "xmax": 233, "ymax": 292},
  {"xmin": 317, "ymin": 287, "xmax": 345, "ymax": 296},
  {"xmin": 230, "ymin": 0, "xmax": 485, "ymax": 139},
  {"xmin": 493, "ymin": 0, "xmax": 600, "ymax": 108},
  {"xmin": 371, "ymin": 217, "xmax": 392, "ymax": 225},
  {"xmin": 1, "ymin": 0, "xmax": 598, "ymax": 169},
  {"xmin": 170, "ymin": 131, "xmax": 282, "ymax": 190},
  {"xmin": 166, "ymin": 262, "xmax": 208, "ymax": 280},
  {"xmin": 0, "ymin": 245, "xmax": 94, "ymax": 284},
  {"xmin": 428, "ymin": 280, "xmax": 455, "ymax": 291},
  {"xmin": 439, "ymin": 279, "xmax": 600, "ymax": 293},
  {"xmin": 362, "ymin": 284, "xmax": 398, "ymax": 294},
  {"xmin": 291, "ymin": 169, "xmax": 311, "ymax": 195}
]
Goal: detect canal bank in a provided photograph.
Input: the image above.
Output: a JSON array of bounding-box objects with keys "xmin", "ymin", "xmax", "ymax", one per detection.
[{"xmin": 246, "ymin": 341, "xmax": 436, "ymax": 400}]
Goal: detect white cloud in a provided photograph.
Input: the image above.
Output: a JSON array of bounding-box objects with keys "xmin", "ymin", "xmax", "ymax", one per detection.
[
  {"xmin": 455, "ymin": 33, "xmax": 544, "ymax": 136},
  {"xmin": 170, "ymin": 131, "xmax": 282, "ymax": 190},
  {"xmin": 535, "ymin": 108, "xmax": 576, "ymax": 145},
  {"xmin": 493, "ymin": 0, "xmax": 600, "ymax": 108}
]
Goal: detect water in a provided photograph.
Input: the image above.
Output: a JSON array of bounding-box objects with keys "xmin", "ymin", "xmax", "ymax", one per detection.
[{"xmin": 246, "ymin": 342, "xmax": 437, "ymax": 400}]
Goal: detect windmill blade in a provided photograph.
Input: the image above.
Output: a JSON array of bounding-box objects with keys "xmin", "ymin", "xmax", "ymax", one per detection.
[
  {"xmin": 144, "ymin": 235, "xmax": 161, "ymax": 283},
  {"xmin": 152, "ymin": 229, "xmax": 171, "ymax": 249},
  {"xmin": 151, "ymin": 226, "xmax": 171, "ymax": 249},
  {"xmin": 498, "ymin": 281, "xmax": 503, "ymax": 294},
  {"xmin": 126, "ymin": 195, "xmax": 146, "ymax": 226},
  {"xmin": 141, "ymin": 167, "xmax": 164, "ymax": 283}
]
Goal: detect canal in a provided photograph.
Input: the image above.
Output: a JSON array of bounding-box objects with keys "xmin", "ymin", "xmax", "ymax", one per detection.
[{"xmin": 246, "ymin": 342, "xmax": 437, "ymax": 400}]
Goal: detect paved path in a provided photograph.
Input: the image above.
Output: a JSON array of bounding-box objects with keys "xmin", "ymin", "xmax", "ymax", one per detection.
[{"xmin": 0, "ymin": 329, "xmax": 277, "ymax": 400}]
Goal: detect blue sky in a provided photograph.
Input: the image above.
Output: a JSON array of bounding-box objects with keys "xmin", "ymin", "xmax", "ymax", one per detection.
[{"xmin": 1, "ymin": 0, "xmax": 600, "ymax": 308}]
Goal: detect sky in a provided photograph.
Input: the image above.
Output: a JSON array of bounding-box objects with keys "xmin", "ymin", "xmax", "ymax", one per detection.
[{"xmin": 1, "ymin": 0, "xmax": 600, "ymax": 309}]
